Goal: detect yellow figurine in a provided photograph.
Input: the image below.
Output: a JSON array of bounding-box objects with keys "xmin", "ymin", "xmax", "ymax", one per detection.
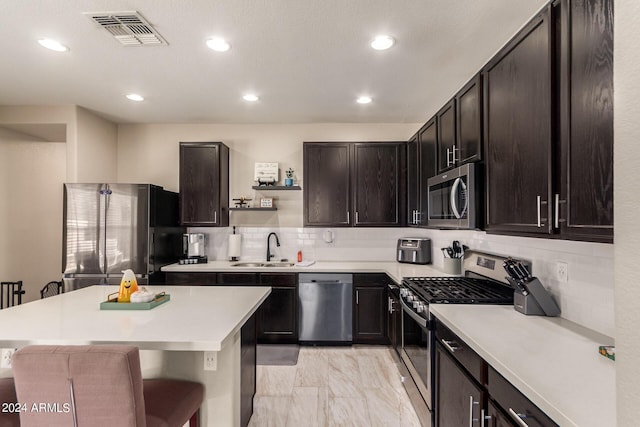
[{"xmin": 117, "ymin": 269, "xmax": 139, "ymax": 303}]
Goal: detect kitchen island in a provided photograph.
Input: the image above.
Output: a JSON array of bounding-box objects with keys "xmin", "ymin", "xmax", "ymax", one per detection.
[{"xmin": 0, "ymin": 285, "xmax": 270, "ymax": 427}]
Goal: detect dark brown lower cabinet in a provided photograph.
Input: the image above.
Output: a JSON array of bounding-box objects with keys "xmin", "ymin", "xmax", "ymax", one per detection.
[
  {"xmin": 257, "ymin": 273, "xmax": 298, "ymax": 344},
  {"xmin": 240, "ymin": 313, "xmax": 256, "ymax": 427},
  {"xmin": 353, "ymin": 274, "xmax": 388, "ymax": 344},
  {"xmin": 486, "ymin": 400, "xmax": 514, "ymax": 427},
  {"xmin": 435, "ymin": 343, "xmax": 483, "ymax": 427},
  {"xmin": 487, "ymin": 366, "xmax": 557, "ymax": 427},
  {"xmin": 435, "ymin": 319, "xmax": 558, "ymax": 427}
]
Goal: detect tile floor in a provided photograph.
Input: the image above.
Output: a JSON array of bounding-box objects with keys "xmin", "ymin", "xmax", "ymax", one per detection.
[{"xmin": 248, "ymin": 346, "xmax": 423, "ymax": 427}]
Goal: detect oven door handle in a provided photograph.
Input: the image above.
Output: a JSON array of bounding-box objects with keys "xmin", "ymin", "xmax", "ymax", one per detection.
[{"xmin": 399, "ymin": 297, "xmax": 428, "ymax": 328}]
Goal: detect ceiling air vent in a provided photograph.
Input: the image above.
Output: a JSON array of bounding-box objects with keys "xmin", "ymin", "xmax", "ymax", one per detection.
[{"xmin": 84, "ymin": 11, "xmax": 168, "ymax": 46}]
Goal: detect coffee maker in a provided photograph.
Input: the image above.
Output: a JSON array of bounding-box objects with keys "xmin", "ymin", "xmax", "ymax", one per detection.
[{"xmin": 180, "ymin": 233, "xmax": 208, "ymax": 264}]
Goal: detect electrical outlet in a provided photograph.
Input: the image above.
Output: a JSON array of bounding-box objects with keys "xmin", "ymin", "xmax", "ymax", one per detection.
[
  {"xmin": 1, "ymin": 348, "xmax": 16, "ymax": 369},
  {"xmin": 204, "ymin": 351, "xmax": 217, "ymax": 371},
  {"xmin": 556, "ymin": 262, "xmax": 568, "ymax": 283}
]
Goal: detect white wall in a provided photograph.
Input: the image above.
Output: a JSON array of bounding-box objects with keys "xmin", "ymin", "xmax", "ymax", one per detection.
[
  {"xmin": 0, "ymin": 136, "xmax": 66, "ymax": 303},
  {"xmin": 117, "ymin": 123, "xmax": 419, "ymax": 227},
  {"xmin": 75, "ymin": 107, "xmax": 117, "ymax": 182},
  {"xmin": 614, "ymin": 1, "xmax": 640, "ymax": 424}
]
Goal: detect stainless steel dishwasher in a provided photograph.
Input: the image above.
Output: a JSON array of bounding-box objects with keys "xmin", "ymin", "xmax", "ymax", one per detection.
[{"xmin": 298, "ymin": 273, "xmax": 353, "ymax": 343}]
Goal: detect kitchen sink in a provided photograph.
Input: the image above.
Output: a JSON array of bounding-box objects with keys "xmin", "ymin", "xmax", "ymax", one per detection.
[
  {"xmin": 263, "ymin": 262, "xmax": 295, "ymax": 267},
  {"xmin": 231, "ymin": 262, "xmax": 266, "ymax": 267},
  {"xmin": 231, "ymin": 262, "xmax": 295, "ymax": 267}
]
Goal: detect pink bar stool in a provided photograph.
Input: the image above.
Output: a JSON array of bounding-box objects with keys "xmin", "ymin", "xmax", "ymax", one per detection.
[{"xmin": 11, "ymin": 345, "xmax": 204, "ymax": 427}]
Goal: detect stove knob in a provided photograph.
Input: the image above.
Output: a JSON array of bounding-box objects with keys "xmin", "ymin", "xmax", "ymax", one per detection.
[
  {"xmin": 400, "ymin": 289, "xmax": 408, "ymax": 297},
  {"xmin": 412, "ymin": 300, "xmax": 420, "ymax": 308},
  {"xmin": 416, "ymin": 303, "xmax": 426, "ymax": 313},
  {"xmin": 407, "ymin": 295, "xmax": 415, "ymax": 302}
]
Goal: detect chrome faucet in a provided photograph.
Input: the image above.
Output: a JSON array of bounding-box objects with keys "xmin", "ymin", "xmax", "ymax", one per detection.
[{"xmin": 266, "ymin": 232, "xmax": 280, "ymax": 261}]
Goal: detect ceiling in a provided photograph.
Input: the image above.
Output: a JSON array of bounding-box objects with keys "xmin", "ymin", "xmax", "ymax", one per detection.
[{"xmin": 0, "ymin": 0, "xmax": 547, "ymax": 124}]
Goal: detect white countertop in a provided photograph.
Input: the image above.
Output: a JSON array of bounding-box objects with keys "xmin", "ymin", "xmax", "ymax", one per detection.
[
  {"xmin": 162, "ymin": 260, "xmax": 449, "ymax": 283},
  {"xmin": 0, "ymin": 285, "xmax": 270, "ymax": 352},
  {"xmin": 429, "ymin": 304, "xmax": 615, "ymax": 427}
]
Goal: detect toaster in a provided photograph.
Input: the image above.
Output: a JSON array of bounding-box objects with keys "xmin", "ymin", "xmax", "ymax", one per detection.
[{"xmin": 397, "ymin": 238, "xmax": 432, "ymax": 264}]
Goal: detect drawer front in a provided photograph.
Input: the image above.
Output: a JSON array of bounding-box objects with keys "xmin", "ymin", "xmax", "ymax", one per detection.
[
  {"xmin": 435, "ymin": 321, "xmax": 484, "ymax": 384},
  {"xmin": 488, "ymin": 366, "xmax": 558, "ymax": 427},
  {"xmin": 217, "ymin": 273, "xmax": 259, "ymax": 285},
  {"xmin": 165, "ymin": 272, "xmax": 217, "ymax": 285},
  {"xmin": 354, "ymin": 273, "xmax": 390, "ymax": 286},
  {"xmin": 259, "ymin": 273, "xmax": 297, "ymax": 287}
]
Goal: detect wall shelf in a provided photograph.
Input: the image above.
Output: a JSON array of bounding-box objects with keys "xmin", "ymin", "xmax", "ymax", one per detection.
[
  {"xmin": 229, "ymin": 207, "xmax": 277, "ymax": 211},
  {"xmin": 252, "ymin": 185, "xmax": 301, "ymax": 190}
]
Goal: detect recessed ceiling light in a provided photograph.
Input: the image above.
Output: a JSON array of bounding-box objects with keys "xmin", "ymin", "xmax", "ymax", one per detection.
[
  {"xmin": 206, "ymin": 38, "xmax": 231, "ymax": 52},
  {"xmin": 356, "ymin": 96, "xmax": 373, "ymax": 104},
  {"xmin": 38, "ymin": 38, "xmax": 69, "ymax": 52},
  {"xmin": 243, "ymin": 94, "xmax": 259, "ymax": 102},
  {"xmin": 126, "ymin": 93, "xmax": 144, "ymax": 102},
  {"xmin": 370, "ymin": 35, "xmax": 395, "ymax": 51}
]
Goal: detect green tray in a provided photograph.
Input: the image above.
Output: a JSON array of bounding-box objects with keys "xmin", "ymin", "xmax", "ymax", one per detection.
[{"xmin": 100, "ymin": 292, "xmax": 170, "ymax": 310}]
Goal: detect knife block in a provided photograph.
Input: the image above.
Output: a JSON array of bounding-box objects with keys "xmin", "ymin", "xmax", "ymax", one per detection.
[
  {"xmin": 514, "ymin": 290, "xmax": 546, "ymax": 316},
  {"xmin": 508, "ymin": 277, "xmax": 561, "ymax": 317}
]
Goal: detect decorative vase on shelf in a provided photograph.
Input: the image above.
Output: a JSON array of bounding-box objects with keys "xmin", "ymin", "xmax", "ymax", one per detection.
[{"xmin": 285, "ymin": 168, "xmax": 294, "ymax": 187}]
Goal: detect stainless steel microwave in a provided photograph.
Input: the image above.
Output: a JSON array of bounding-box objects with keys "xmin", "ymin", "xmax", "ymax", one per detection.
[{"xmin": 427, "ymin": 163, "xmax": 480, "ymax": 229}]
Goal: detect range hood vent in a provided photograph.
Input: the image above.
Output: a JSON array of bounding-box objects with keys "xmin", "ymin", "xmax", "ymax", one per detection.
[{"xmin": 84, "ymin": 11, "xmax": 168, "ymax": 46}]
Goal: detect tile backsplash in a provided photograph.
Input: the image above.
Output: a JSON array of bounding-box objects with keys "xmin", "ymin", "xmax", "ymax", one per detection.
[{"xmin": 190, "ymin": 226, "xmax": 615, "ymax": 338}]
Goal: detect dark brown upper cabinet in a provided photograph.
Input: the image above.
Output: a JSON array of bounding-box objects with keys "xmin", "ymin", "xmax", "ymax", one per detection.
[
  {"xmin": 407, "ymin": 133, "xmax": 420, "ymax": 226},
  {"xmin": 437, "ymin": 100, "xmax": 457, "ymax": 173},
  {"xmin": 483, "ymin": 6, "xmax": 554, "ymax": 236},
  {"xmin": 557, "ymin": 0, "xmax": 613, "ymax": 243},
  {"xmin": 435, "ymin": 75, "xmax": 483, "ymax": 175},
  {"xmin": 179, "ymin": 142, "xmax": 229, "ymax": 226},
  {"xmin": 303, "ymin": 143, "xmax": 351, "ymax": 226},
  {"xmin": 304, "ymin": 142, "xmax": 406, "ymax": 227},
  {"xmin": 418, "ymin": 119, "xmax": 438, "ymax": 226},
  {"xmin": 352, "ymin": 143, "xmax": 406, "ymax": 226},
  {"xmin": 456, "ymin": 74, "xmax": 483, "ymax": 165}
]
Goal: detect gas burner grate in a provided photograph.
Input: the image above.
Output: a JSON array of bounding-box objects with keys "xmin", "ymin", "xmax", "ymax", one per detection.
[{"xmin": 402, "ymin": 276, "xmax": 514, "ymax": 304}]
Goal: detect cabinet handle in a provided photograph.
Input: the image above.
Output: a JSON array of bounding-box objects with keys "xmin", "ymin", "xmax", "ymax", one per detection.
[
  {"xmin": 388, "ymin": 297, "xmax": 393, "ymax": 313},
  {"xmin": 536, "ymin": 196, "xmax": 541, "ymax": 227},
  {"xmin": 447, "ymin": 148, "xmax": 452, "ymax": 166},
  {"xmin": 480, "ymin": 409, "xmax": 491, "ymax": 427},
  {"xmin": 356, "ymin": 211, "xmax": 359, "ymax": 224},
  {"xmin": 508, "ymin": 408, "xmax": 530, "ymax": 427},
  {"xmin": 356, "ymin": 290, "xmax": 359, "ymax": 305},
  {"xmin": 214, "ymin": 210, "xmax": 217, "ymax": 224},
  {"xmin": 469, "ymin": 396, "xmax": 480, "ymax": 427},
  {"xmin": 347, "ymin": 211, "xmax": 350, "ymax": 224},
  {"xmin": 453, "ymin": 147, "xmax": 459, "ymax": 164},
  {"xmin": 554, "ymin": 193, "xmax": 560, "ymax": 228},
  {"xmin": 441, "ymin": 338, "xmax": 461, "ymax": 353},
  {"xmin": 412, "ymin": 210, "xmax": 417, "ymax": 224}
]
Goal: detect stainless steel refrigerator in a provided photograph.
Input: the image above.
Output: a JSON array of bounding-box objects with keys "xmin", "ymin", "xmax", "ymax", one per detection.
[{"xmin": 62, "ymin": 183, "xmax": 185, "ymax": 292}]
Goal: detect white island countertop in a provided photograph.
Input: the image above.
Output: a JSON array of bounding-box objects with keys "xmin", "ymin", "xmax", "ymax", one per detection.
[
  {"xmin": 0, "ymin": 285, "xmax": 270, "ymax": 351},
  {"xmin": 429, "ymin": 304, "xmax": 616, "ymax": 427},
  {"xmin": 162, "ymin": 260, "xmax": 450, "ymax": 283}
]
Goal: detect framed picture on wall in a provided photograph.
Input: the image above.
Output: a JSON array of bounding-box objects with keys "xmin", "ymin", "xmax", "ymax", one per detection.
[{"xmin": 260, "ymin": 198, "xmax": 273, "ymax": 208}]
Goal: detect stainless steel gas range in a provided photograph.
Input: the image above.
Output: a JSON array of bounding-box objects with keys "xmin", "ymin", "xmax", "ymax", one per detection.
[{"xmin": 397, "ymin": 250, "xmax": 525, "ymax": 427}]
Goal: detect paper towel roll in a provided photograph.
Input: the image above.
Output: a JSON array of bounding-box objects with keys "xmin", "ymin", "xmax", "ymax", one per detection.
[{"xmin": 228, "ymin": 234, "xmax": 242, "ymax": 259}]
